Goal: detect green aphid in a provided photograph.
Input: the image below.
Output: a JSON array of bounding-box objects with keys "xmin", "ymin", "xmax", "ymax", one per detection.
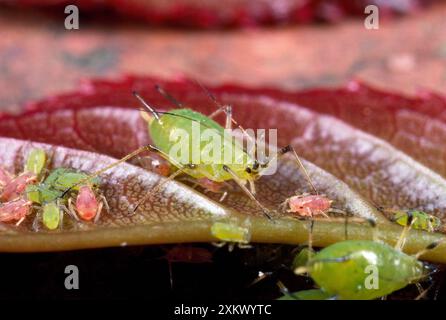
[
  {"xmin": 44, "ymin": 168, "xmax": 99, "ymax": 192},
  {"xmin": 210, "ymin": 222, "xmax": 251, "ymax": 244},
  {"xmin": 300, "ymin": 240, "xmax": 429, "ymax": 300},
  {"xmin": 42, "ymin": 202, "xmax": 61, "ymax": 230},
  {"xmin": 25, "ymin": 148, "xmax": 46, "ymax": 176},
  {"xmin": 25, "ymin": 184, "xmax": 62, "ymax": 205},
  {"xmin": 390, "ymin": 209, "xmax": 441, "ymax": 232},
  {"xmin": 278, "ymin": 289, "xmax": 333, "ymax": 300}
]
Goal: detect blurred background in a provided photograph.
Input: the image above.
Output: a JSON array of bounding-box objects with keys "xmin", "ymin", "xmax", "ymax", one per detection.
[{"xmin": 0, "ymin": 0, "xmax": 445, "ymax": 113}]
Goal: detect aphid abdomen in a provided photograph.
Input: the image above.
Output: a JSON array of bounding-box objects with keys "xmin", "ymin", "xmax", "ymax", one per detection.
[
  {"xmin": 42, "ymin": 202, "xmax": 61, "ymax": 230},
  {"xmin": 309, "ymin": 241, "xmax": 425, "ymax": 300},
  {"xmin": 148, "ymin": 109, "xmax": 253, "ymax": 182},
  {"xmin": 76, "ymin": 185, "xmax": 98, "ymax": 221}
]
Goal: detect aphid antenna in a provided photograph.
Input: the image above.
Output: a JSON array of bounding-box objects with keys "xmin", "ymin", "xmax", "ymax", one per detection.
[
  {"xmin": 133, "ymin": 91, "xmax": 163, "ymax": 124},
  {"xmin": 154, "ymin": 84, "xmax": 184, "ymax": 108}
]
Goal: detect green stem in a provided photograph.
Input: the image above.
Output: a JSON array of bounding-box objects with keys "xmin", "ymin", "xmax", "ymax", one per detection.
[{"xmin": 1, "ymin": 216, "xmax": 445, "ymax": 264}]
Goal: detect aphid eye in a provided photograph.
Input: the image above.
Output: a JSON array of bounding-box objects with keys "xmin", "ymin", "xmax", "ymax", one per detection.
[
  {"xmin": 245, "ymin": 167, "xmax": 252, "ymax": 174},
  {"xmin": 252, "ymin": 161, "xmax": 259, "ymax": 171}
]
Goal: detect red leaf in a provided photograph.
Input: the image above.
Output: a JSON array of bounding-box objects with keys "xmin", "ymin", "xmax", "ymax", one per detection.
[{"xmin": 0, "ymin": 76, "xmax": 446, "ymax": 264}]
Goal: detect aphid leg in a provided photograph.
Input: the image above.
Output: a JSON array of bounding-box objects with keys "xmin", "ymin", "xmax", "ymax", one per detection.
[
  {"xmin": 93, "ymin": 201, "xmax": 103, "ymax": 224},
  {"xmin": 60, "ymin": 144, "xmax": 181, "ymax": 200},
  {"xmin": 316, "ymin": 210, "xmax": 330, "ymax": 219},
  {"xmin": 415, "ymin": 284, "xmax": 433, "ymax": 300},
  {"xmin": 219, "ymin": 191, "xmax": 228, "ymax": 202},
  {"xmin": 344, "ymin": 215, "xmax": 349, "ymax": 240},
  {"xmin": 58, "ymin": 201, "xmax": 64, "ymax": 231},
  {"xmin": 32, "ymin": 209, "xmax": 42, "ymax": 232},
  {"xmin": 67, "ymin": 198, "xmax": 80, "ymax": 221},
  {"xmin": 414, "ymin": 238, "xmax": 446, "ymax": 259},
  {"xmin": 249, "ymin": 271, "xmax": 274, "ymax": 287},
  {"xmin": 131, "ymin": 167, "xmax": 185, "ymax": 214},
  {"xmin": 198, "ymin": 84, "xmax": 260, "ymax": 158},
  {"xmin": 211, "ymin": 242, "xmax": 226, "ymax": 248},
  {"xmin": 276, "ymin": 281, "xmax": 298, "ymax": 300},
  {"xmin": 427, "ymin": 219, "xmax": 433, "ymax": 233},
  {"xmin": 395, "ymin": 212, "xmax": 416, "ymax": 251},
  {"xmin": 248, "ymin": 180, "xmax": 256, "ymax": 195},
  {"xmin": 237, "ymin": 243, "xmax": 253, "ymax": 250},
  {"xmin": 15, "ymin": 216, "xmax": 25, "ymax": 226},
  {"xmin": 222, "ymin": 164, "xmax": 273, "ymax": 220},
  {"xmin": 308, "ymin": 220, "xmax": 314, "ymax": 259},
  {"xmin": 100, "ymin": 194, "xmax": 110, "ymax": 213},
  {"xmin": 279, "ymin": 198, "xmax": 290, "ymax": 212}
]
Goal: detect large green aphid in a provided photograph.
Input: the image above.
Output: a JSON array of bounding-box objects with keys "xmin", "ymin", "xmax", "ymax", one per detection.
[
  {"xmin": 298, "ymin": 240, "xmax": 433, "ymax": 300},
  {"xmin": 60, "ymin": 89, "xmax": 316, "ymax": 219}
]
